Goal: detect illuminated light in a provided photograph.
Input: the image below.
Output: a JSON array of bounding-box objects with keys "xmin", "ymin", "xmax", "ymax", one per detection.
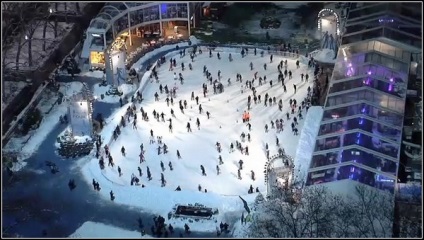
[
  {"xmin": 388, "ymin": 84, "xmax": 393, "ymax": 92},
  {"xmin": 49, "ymin": 8, "xmax": 53, "ymax": 14},
  {"xmin": 390, "ymin": 78, "xmax": 394, "ymax": 82},
  {"xmin": 348, "ymin": 63, "xmax": 352, "ymax": 67},
  {"xmin": 25, "ymin": 35, "xmax": 29, "ymax": 40},
  {"xmin": 92, "ymin": 33, "xmax": 101, "ymax": 37},
  {"xmin": 344, "ymin": 57, "xmax": 347, "ymax": 61},
  {"xmin": 367, "ymin": 71, "xmax": 371, "ymax": 75}
]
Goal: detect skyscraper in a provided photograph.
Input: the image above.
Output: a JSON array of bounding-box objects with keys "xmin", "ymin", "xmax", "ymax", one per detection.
[{"xmin": 306, "ymin": 3, "xmax": 422, "ymax": 194}]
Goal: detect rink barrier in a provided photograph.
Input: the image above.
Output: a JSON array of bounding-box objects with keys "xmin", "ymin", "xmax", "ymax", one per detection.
[{"xmin": 196, "ymin": 45, "xmax": 301, "ymax": 59}]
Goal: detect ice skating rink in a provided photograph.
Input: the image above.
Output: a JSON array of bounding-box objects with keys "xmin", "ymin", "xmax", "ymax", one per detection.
[{"xmin": 80, "ymin": 46, "xmax": 315, "ymax": 226}]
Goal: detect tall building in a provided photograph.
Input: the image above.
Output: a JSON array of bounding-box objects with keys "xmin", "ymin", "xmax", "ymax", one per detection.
[{"xmin": 305, "ymin": 3, "xmax": 422, "ymax": 194}]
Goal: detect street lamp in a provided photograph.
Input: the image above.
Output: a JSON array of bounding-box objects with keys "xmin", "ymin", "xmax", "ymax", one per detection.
[{"xmin": 49, "ymin": 8, "xmax": 53, "ymax": 14}]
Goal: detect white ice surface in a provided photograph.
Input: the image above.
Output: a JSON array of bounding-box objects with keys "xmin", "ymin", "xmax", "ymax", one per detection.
[
  {"xmin": 69, "ymin": 221, "xmax": 152, "ymax": 238},
  {"xmin": 79, "ymin": 46, "xmax": 315, "ymax": 232},
  {"xmin": 4, "ymin": 82, "xmax": 84, "ymax": 167},
  {"xmin": 293, "ymin": 106, "xmax": 323, "ymax": 184}
]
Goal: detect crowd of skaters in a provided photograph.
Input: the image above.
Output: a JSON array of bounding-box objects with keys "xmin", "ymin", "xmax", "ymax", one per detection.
[{"xmin": 86, "ymin": 43, "xmax": 322, "ymax": 235}]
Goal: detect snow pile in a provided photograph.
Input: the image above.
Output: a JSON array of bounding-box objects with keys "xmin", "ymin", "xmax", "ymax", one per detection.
[
  {"xmin": 3, "ymin": 82, "xmax": 84, "ymax": 166},
  {"xmin": 189, "ymin": 35, "xmax": 201, "ymax": 45},
  {"xmin": 312, "ymin": 49, "xmax": 336, "ymax": 64},
  {"xmin": 80, "ymin": 47, "xmax": 315, "ymax": 233},
  {"xmin": 69, "ymin": 221, "xmax": 152, "ymax": 238},
  {"xmin": 293, "ymin": 106, "xmax": 324, "ymax": 184},
  {"xmin": 54, "ymin": 127, "xmax": 92, "ymax": 148},
  {"xmin": 79, "ymin": 70, "xmax": 105, "ymax": 79}
]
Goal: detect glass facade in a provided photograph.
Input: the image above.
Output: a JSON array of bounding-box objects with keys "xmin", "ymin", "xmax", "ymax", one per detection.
[
  {"xmin": 89, "ymin": 2, "xmax": 189, "ymax": 34},
  {"xmin": 306, "ymin": 3, "xmax": 421, "ymax": 193},
  {"xmin": 160, "ymin": 3, "xmax": 188, "ymax": 19}
]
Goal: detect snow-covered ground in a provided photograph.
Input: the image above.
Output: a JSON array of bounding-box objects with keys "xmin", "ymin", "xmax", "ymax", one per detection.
[
  {"xmin": 310, "ymin": 49, "xmax": 337, "ymax": 64},
  {"xmin": 2, "ymin": 3, "xmax": 86, "ymax": 74},
  {"xmin": 69, "ymin": 221, "xmax": 152, "ymax": 238},
  {"xmin": 3, "ymin": 82, "xmax": 84, "ymax": 168},
  {"xmin": 293, "ymin": 106, "xmax": 323, "ymax": 184},
  {"xmin": 78, "ymin": 46, "xmax": 314, "ymax": 232},
  {"xmin": 3, "ymin": 21, "xmax": 73, "ymax": 72}
]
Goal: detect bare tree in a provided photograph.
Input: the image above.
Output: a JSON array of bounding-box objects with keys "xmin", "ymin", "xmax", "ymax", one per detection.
[
  {"xmin": 25, "ymin": 20, "xmax": 43, "ymax": 68},
  {"xmin": 300, "ymin": 185, "xmax": 336, "ymax": 237},
  {"xmin": 348, "ymin": 185, "xmax": 394, "ymax": 238},
  {"xmin": 248, "ymin": 184, "xmax": 399, "ymax": 238},
  {"xmin": 248, "ymin": 185, "xmax": 334, "ymax": 238}
]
